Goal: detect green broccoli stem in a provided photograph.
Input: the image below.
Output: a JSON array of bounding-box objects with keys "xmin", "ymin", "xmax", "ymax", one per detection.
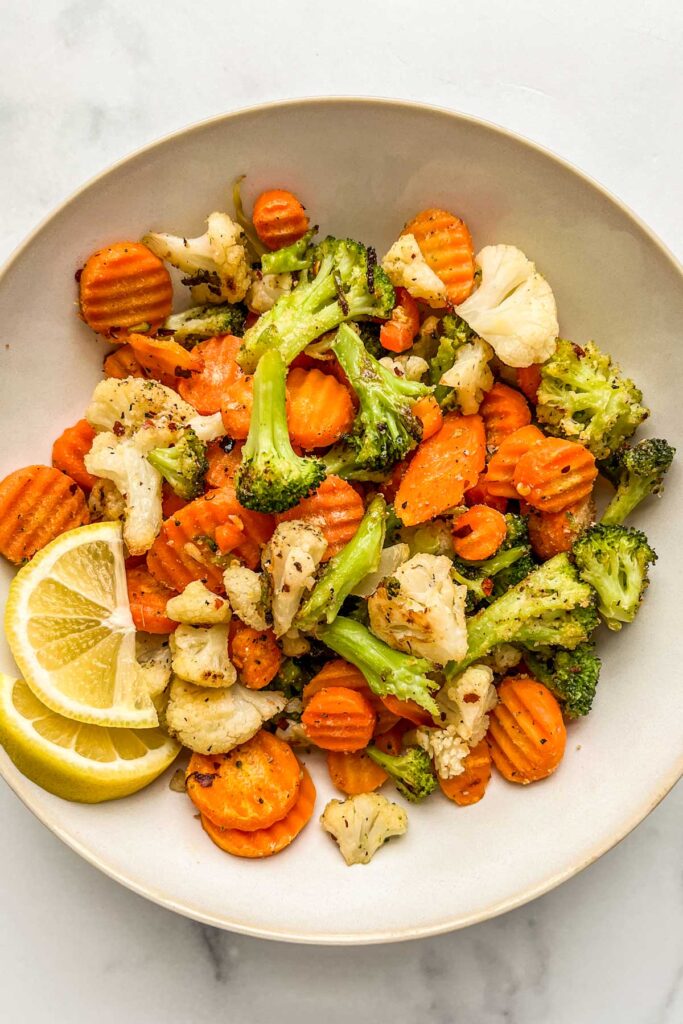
[
  {"xmin": 316, "ymin": 616, "xmax": 439, "ymax": 716},
  {"xmin": 321, "ymin": 445, "xmax": 389, "ymax": 482},
  {"xmin": 601, "ymin": 486, "xmax": 649, "ymax": 526},
  {"xmin": 261, "ymin": 230, "xmax": 316, "ymax": 274},
  {"xmin": 296, "ymin": 495, "xmax": 387, "ymax": 632},
  {"xmin": 243, "ymin": 348, "xmax": 291, "ymax": 459}
]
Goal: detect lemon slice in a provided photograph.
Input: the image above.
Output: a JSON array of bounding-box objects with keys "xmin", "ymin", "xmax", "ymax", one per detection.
[
  {"xmin": 5, "ymin": 522, "xmax": 158, "ymax": 728},
  {"xmin": 0, "ymin": 672, "xmax": 180, "ymax": 802}
]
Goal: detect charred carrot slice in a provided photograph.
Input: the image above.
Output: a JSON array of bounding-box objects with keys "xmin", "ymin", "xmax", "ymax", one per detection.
[
  {"xmin": 51, "ymin": 419, "xmax": 97, "ymax": 492},
  {"xmin": 485, "ymin": 425, "xmax": 546, "ymax": 499},
  {"xmin": 103, "ymin": 343, "xmax": 145, "ymax": 379},
  {"xmin": 229, "ymin": 619, "xmax": 282, "ymax": 690},
  {"xmin": 252, "ymin": 189, "xmax": 309, "ymax": 250},
  {"xmin": 394, "ymin": 413, "xmax": 486, "ymax": 526},
  {"xmin": 403, "ymin": 208, "xmax": 475, "ymax": 305},
  {"xmin": 439, "ymin": 739, "xmax": 491, "ymax": 806},
  {"xmin": 327, "ymin": 749, "xmax": 388, "ymax": 795},
  {"xmin": 220, "ymin": 375, "xmax": 254, "ymax": 440},
  {"xmin": 205, "ymin": 440, "xmax": 244, "ymax": 489},
  {"xmin": 303, "ymin": 658, "xmax": 390, "ymax": 726},
  {"xmin": 452, "ymin": 505, "xmax": 507, "ymax": 560},
  {"xmin": 286, "ymin": 368, "xmax": 355, "ymax": 449},
  {"xmin": 479, "ymin": 382, "xmax": 531, "ymax": 450},
  {"xmin": 126, "ymin": 565, "xmax": 177, "ymax": 634},
  {"xmin": 380, "ymin": 695, "xmax": 435, "ymax": 727},
  {"xmin": 301, "ymin": 686, "xmax": 376, "ymax": 752},
  {"xmin": 276, "ymin": 475, "xmax": 364, "ymax": 560},
  {"xmin": 412, "ymin": 395, "xmax": 443, "ymax": 441},
  {"xmin": 516, "ymin": 365, "xmax": 542, "ymax": 404},
  {"xmin": 464, "ymin": 472, "xmax": 508, "ymax": 514},
  {"xmin": 527, "ymin": 496, "xmax": 594, "ymax": 561},
  {"xmin": 513, "ymin": 437, "xmax": 598, "ymax": 513},
  {"xmin": 0, "ymin": 465, "xmax": 89, "ymax": 565},
  {"xmin": 379, "ymin": 287, "xmax": 420, "ymax": 353},
  {"xmin": 488, "ymin": 676, "xmax": 566, "ymax": 784},
  {"xmin": 177, "ymin": 335, "xmax": 242, "ymax": 415},
  {"xmin": 127, "ymin": 333, "xmax": 200, "ymax": 381},
  {"xmin": 78, "ymin": 241, "xmax": 173, "ymax": 335},
  {"xmin": 186, "ymin": 731, "xmax": 302, "ymax": 831},
  {"xmin": 201, "ymin": 765, "xmax": 315, "ymax": 858},
  {"xmin": 147, "ymin": 485, "xmax": 274, "ymax": 592}
]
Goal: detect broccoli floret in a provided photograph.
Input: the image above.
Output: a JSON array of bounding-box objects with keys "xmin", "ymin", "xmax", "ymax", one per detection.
[
  {"xmin": 536, "ymin": 339, "xmax": 649, "ymax": 459},
  {"xmin": 296, "ymin": 495, "xmax": 386, "ymax": 632},
  {"xmin": 235, "ymin": 348, "xmax": 325, "ymax": 512},
  {"xmin": 317, "ymin": 615, "xmax": 439, "ymax": 716},
  {"xmin": 261, "ymin": 229, "xmax": 317, "ymax": 275},
  {"xmin": 323, "ymin": 323, "xmax": 431, "ymax": 476},
  {"xmin": 268, "ymin": 658, "xmax": 308, "ymax": 700},
  {"xmin": 356, "ymin": 321, "xmax": 384, "ymax": 360},
  {"xmin": 524, "ymin": 645, "xmax": 601, "ymax": 718},
  {"xmin": 366, "ymin": 745, "xmax": 437, "ymax": 802},
  {"xmin": 600, "ymin": 438, "xmax": 675, "ymax": 526},
  {"xmin": 430, "ymin": 314, "xmax": 474, "ymax": 407},
  {"xmin": 448, "ymin": 553, "xmax": 598, "ymax": 676},
  {"xmin": 321, "ymin": 444, "xmax": 391, "ymax": 482},
  {"xmin": 163, "ymin": 302, "xmax": 247, "ymax": 342},
  {"xmin": 573, "ymin": 524, "xmax": 656, "ymax": 631},
  {"xmin": 146, "ymin": 428, "xmax": 208, "ymax": 500},
  {"xmin": 237, "ymin": 236, "xmax": 395, "ymax": 371}
]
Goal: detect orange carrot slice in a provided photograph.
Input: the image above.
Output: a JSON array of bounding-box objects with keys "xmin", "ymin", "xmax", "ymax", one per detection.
[
  {"xmin": 51, "ymin": 419, "xmax": 97, "ymax": 492},
  {"xmin": 380, "ymin": 694, "xmax": 435, "ymax": 727},
  {"xmin": 379, "ymin": 287, "xmax": 420, "ymax": 353},
  {"xmin": 220, "ymin": 375, "xmax": 254, "ymax": 440},
  {"xmin": 0, "ymin": 465, "xmax": 89, "ymax": 565},
  {"xmin": 488, "ymin": 676, "xmax": 566, "ymax": 784},
  {"xmin": 479, "ymin": 382, "xmax": 531, "ymax": 450},
  {"xmin": 439, "ymin": 739, "xmax": 491, "ymax": 805},
  {"xmin": 403, "ymin": 208, "xmax": 475, "ymax": 305},
  {"xmin": 276, "ymin": 475, "xmax": 364, "ymax": 560},
  {"xmin": 127, "ymin": 333, "xmax": 200, "ymax": 381},
  {"xmin": 103, "ymin": 343, "xmax": 145, "ymax": 379},
  {"xmin": 485, "ymin": 425, "xmax": 546, "ymax": 499},
  {"xmin": 327, "ymin": 750, "xmax": 388, "ymax": 795},
  {"xmin": 286, "ymin": 368, "xmax": 355, "ymax": 449},
  {"xmin": 205, "ymin": 440, "xmax": 244, "ymax": 489},
  {"xmin": 464, "ymin": 472, "xmax": 508, "ymax": 514},
  {"xmin": 229, "ymin": 620, "xmax": 282, "ymax": 690},
  {"xmin": 252, "ymin": 189, "xmax": 309, "ymax": 250},
  {"xmin": 412, "ymin": 395, "xmax": 443, "ymax": 441},
  {"xmin": 178, "ymin": 335, "xmax": 242, "ymax": 415},
  {"xmin": 452, "ymin": 505, "xmax": 507, "ymax": 560},
  {"xmin": 79, "ymin": 241, "xmax": 172, "ymax": 335},
  {"xmin": 527, "ymin": 496, "xmax": 594, "ymax": 560},
  {"xmin": 301, "ymin": 686, "xmax": 376, "ymax": 752},
  {"xmin": 516, "ymin": 365, "xmax": 542, "ymax": 404},
  {"xmin": 201, "ymin": 765, "xmax": 315, "ymax": 858},
  {"xmin": 513, "ymin": 438, "xmax": 598, "ymax": 513},
  {"xmin": 126, "ymin": 565, "xmax": 177, "ymax": 634}
]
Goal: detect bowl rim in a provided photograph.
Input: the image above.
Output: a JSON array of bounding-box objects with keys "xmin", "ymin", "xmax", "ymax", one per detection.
[{"xmin": 1, "ymin": 96, "xmax": 681, "ymax": 945}]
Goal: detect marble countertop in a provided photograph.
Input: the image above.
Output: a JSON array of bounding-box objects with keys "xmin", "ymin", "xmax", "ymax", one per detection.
[{"xmin": 1, "ymin": 2, "xmax": 681, "ymax": 1021}]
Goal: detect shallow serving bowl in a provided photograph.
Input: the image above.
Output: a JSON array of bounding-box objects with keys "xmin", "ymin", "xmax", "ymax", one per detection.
[{"xmin": 1, "ymin": 98, "xmax": 681, "ymax": 943}]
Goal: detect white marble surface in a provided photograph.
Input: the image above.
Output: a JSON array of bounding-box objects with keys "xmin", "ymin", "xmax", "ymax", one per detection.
[{"xmin": 1, "ymin": 1, "xmax": 681, "ymax": 1021}]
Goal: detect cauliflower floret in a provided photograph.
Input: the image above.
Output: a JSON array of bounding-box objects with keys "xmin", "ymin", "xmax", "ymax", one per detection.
[
  {"xmin": 455, "ymin": 245, "xmax": 559, "ymax": 368},
  {"xmin": 136, "ymin": 633, "xmax": 172, "ymax": 697},
  {"xmin": 321, "ymin": 793, "xmax": 408, "ymax": 866},
  {"xmin": 144, "ymin": 211, "xmax": 252, "ymax": 304},
  {"xmin": 439, "ymin": 337, "xmax": 495, "ymax": 414},
  {"xmin": 275, "ymin": 718, "xmax": 310, "ymax": 746},
  {"xmin": 351, "ymin": 543, "xmax": 411, "ymax": 598},
  {"xmin": 382, "ymin": 234, "xmax": 448, "ymax": 309},
  {"xmin": 166, "ymin": 677, "xmax": 287, "ymax": 754},
  {"xmin": 280, "ymin": 629, "xmax": 310, "ymax": 657},
  {"xmin": 411, "ymin": 724, "xmax": 469, "ymax": 779},
  {"xmin": 86, "ymin": 377, "xmax": 224, "ymax": 442},
  {"xmin": 246, "ymin": 271, "xmax": 293, "ymax": 313},
  {"xmin": 368, "ymin": 553, "xmax": 468, "ymax": 665},
  {"xmin": 436, "ymin": 664, "xmax": 498, "ymax": 745},
  {"xmin": 166, "ymin": 581, "xmax": 230, "ymax": 625},
  {"xmin": 87, "ymin": 478, "xmax": 126, "ymax": 523},
  {"xmin": 222, "ymin": 564, "xmax": 268, "ymax": 631},
  {"xmin": 379, "ymin": 353, "xmax": 430, "ymax": 381},
  {"xmin": 169, "ymin": 623, "xmax": 235, "ymax": 687},
  {"xmin": 84, "ymin": 432, "xmax": 163, "ymax": 555},
  {"xmin": 262, "ymin": 521, "xmax": 327, "ymax": 637},
  {"xmin": 483, "ymin": 644, "xmax": 523, "ymax": 675}
]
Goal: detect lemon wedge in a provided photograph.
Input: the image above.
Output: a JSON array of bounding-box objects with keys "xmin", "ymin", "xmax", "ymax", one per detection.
[
  {"xmin": 0, "ymin": 672, "xmax": 180, "ymax": 802},
  {"xmin": 5, "ymin": 522, "xmax": 158, "ymax": 728}
]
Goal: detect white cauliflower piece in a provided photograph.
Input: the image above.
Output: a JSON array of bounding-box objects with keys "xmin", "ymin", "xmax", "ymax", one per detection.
[
  {"xmin": 143, "ymin": 211, "xmax": 252, "ymax": 303},
  {"xmin": 411, "ymin": 725, "xmax": 469, "ymax": 779},
  {"xmin": 351, "ymin": 543, "xmax": 411, "ymax": 598},
  {"xmin": 85, "ymin": 377, "xmax": 224, "ymax": 442},
  {"xmin": 368, "ymin": 553, "xmax": 468, "ymax": 665},
  {"xmin": 436, "ymin": 664, "xmax": 498, "ymax": 745},
  {"xmin": 382, "ymin": 234, "xmax": 448, "ymax": 308},
  {"xmin": 379, "ymin": 354, "xmax": 430, "ymax": 382},
  {"xmin": 166, "ymin": 678, "xmax": 287, "ymax": 754},
  {"xmin": 439, "ymin": 337, "xmax": 495, "ymax": 414},
  {"xmin": 222, "ymin": 564, "xmax": 268, "ymax": 631},
  {"xmin": 262, "ymin": 521, "xmax": 327, "ymax": 637},
  {"xmin": 84, "ymin": 432, "xmax": 163, "ymax": 555},
  {"xmin": 87, "ymin": 479, "xmax": 126, "ymax": 523},
  {"xmin": 455, "ymin": 245, "xmax": 559, "ymax": 368},
  {"xmin": 483, "ymin": 644, "xmax": 523, "ymax": 675},
  {"xmin": 281, "ymin": 629, "xmax": 310, "ymax": 657},
  {"xmin": 275, "ymin": 718, "xmax": 310, "ymax": 746},
  {"xmin": 166, "ymin": 581, "xmax": 230, "ymax": 625},
  {"xmin": 247, "ymin": 271, "xmax": 293, "ymax": 313},
  {"xmin": 169, "ymin": 623, "xmax": 235, "ymax": 688},
  {"xmin": 136, "ymin": 633, "xmax": 172, "ymax": 697},
  {"xmin": 321, "ymin": 793, "xmax": 408, "ymax": 866}
]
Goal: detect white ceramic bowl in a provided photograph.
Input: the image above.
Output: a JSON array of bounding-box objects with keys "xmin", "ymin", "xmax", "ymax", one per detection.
[{"xmin": 1, "ymin": 99, "xmax": 682, "ymax": 944}]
